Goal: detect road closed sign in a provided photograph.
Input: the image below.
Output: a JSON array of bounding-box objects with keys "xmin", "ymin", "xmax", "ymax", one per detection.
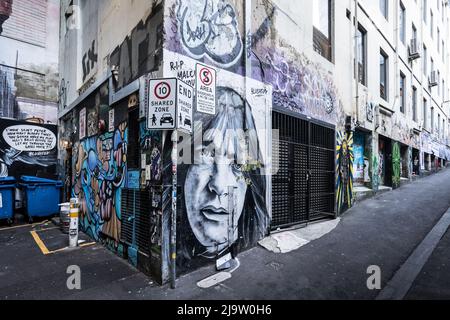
[
  {"xmin": 177, "ymin": 81, "xmax": 194, "ymax": 134},
  {"xmin": 196, "ymin": 63, "xmax": 216, "ymax": 115},
  {"xmin": 148, "ymin": 78, "xmax": 177, "ymax": 130}
]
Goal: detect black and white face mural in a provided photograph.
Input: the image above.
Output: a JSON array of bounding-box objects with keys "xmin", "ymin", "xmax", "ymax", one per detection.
[
  {"xmin": 184, "ymin": 87, "xmax": 263, "ymax": 257},
  {"xmin": 177, "ymin": 86, "xmax": 270, "ymax": 268}
]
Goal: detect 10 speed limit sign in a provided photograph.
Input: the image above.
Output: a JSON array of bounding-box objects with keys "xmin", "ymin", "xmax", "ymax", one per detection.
[{"xmin": 148, "ymin": 79, "xmax": 177, "ymax": 130}]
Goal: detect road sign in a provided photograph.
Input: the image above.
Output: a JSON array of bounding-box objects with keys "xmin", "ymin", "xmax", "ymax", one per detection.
[
  {"xmin": 148, "ymin": 78, "xmax": 177, "ymax": 130},
  {"xmin": 177, "ymin": 80, "xmax": 194, "ymax": 134},
  {"xmin": 196, "ymin": 63, "xmax": 216, "ymax": 115}
]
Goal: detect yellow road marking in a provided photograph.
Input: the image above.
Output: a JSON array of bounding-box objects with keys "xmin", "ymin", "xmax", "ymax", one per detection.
[
  {"xmin": 30, "ymin": 230, "xmax": 50, "ymax": 255},
  {"xmin": 30, "ymin": 228, "xmax": 96, "ymax": 255},
  {"xmin": 0, "ymin": 220, "xmax": 50, "ymax": 232},
  {"xmin": 34, "ymin": 227, "xmax": 59, "ymax": 233}
]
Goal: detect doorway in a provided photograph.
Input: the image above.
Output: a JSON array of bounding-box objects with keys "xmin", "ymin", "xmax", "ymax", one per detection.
[{"xmin": 272, "ymin": 111, "xmax": 336, "ymax": 229}]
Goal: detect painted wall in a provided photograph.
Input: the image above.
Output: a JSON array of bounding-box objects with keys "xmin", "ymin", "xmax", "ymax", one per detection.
[{"xmin": 0, "ymin": 118, "xmax": 58, "ymax": 178}]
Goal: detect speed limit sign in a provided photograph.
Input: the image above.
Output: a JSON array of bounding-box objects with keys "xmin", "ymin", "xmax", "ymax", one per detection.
[{"xmin": 148, "ymin": 78, "xmax": 177, "ymax": 130}]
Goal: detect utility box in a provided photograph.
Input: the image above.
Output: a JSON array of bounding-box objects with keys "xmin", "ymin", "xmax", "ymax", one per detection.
[
  {"xmin": 0, "ymin": 177, "xmax": 16, "ymax": 224},
  {"xmin": 19, "ymin": 176, "xmax": 63, "ymax": 222}
]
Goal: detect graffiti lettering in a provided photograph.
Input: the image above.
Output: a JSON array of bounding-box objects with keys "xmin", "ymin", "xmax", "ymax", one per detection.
[
  {"xmin": 82, "ymin": 40, "xmax": 98, "ymax": 82},
  {"xmin": 109, "ymin": 5, "xmax": 163, "ymax": 90},
  {"xmin": 176, "ymin": 0, "xmax": 243, "ymax": 68}
]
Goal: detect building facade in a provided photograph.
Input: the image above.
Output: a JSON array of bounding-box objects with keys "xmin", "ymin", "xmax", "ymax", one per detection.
[
  {"xmin": 0, "ymin": 0, "xmax": 60, "ymax": 124},
  {"xmin": 58, "ymin": 0, "xmax": 450, "ymax": 285}
]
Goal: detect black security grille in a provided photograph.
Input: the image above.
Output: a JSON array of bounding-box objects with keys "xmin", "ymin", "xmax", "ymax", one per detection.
[
  {"xmin": 272, "ymin": 112, "xmax": 336, "ymax": 229},
  {"xmin": 121, "ymin": 189, "xmax": 152, "ymax": 254}
]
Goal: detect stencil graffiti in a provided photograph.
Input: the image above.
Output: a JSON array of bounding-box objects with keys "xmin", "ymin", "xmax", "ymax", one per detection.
[
  {"xmin": 175, "ymin": 0, "xmax": 243, "ymax": 68},
  {"xmin": 336, "ymin": 131, "xmax": 354, "ymax": 213},
  {"xmin": 73, "ymin": 123, "xmax": 127, "ymax": 242},
  {"xmin": 0, "ymin": 119, "xmax": 58, "ymax": 178}
]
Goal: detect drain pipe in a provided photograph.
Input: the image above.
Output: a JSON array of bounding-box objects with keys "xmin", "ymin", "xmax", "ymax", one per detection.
[{"xmin": 354, "ymin": 0, "xmax": 360, "ymax": 126}]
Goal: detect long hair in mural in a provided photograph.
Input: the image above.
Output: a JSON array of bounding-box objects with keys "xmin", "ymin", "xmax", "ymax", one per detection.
[
  {"xmin": 336, "ymin": 131, "xmax": 354, "ymax": 213},
  {"xmin": 73, "ymin": 123, "xmax": 128, "ymax": 242},
  {"xmin": 177, "ymin": 86, "xmax": 269, "ymax": 272}
]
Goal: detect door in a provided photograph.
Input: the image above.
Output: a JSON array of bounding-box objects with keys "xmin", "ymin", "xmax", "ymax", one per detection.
[{"xmin": 272, "ymin": 112, "xmax": 336, "ymax": 229}]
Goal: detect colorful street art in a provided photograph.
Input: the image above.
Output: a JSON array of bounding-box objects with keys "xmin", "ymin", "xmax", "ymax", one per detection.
[
  {"xmin": 73, "ymin": 123, "xmax": 128, "ymax": 243},
  {"xmin": 392, "ymin": 142, "xmax": 401, "ymax": 189},
  {"xmin": 336, "ymin": 131, "xmax": 354, "ymax": 213}
]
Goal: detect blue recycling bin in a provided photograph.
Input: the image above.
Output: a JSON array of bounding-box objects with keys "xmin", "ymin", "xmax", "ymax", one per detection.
[
  {"xmin": 19, "ymin": 176, "xmax": 63, "ymax": 222},
  {"xmin": 0, "ymin": 177, "xmax": 16, "ymax": 223}
]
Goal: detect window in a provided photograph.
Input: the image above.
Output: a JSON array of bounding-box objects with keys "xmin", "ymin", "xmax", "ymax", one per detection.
[
  {"xmin": 357, "ymin": 24, "xmax": 367, "ymax": 85},
  {"xmin": 431, "ymin": 10, "xmax": 434, "ymax": 38},
  {"xmin": 437, "ymin": 28, "xmax": 440, "ymax": 52},
  {"xmin": 423, "ymin": 0, "xmax": 428, "ymax": 23},
  {"xmin": 313, "ymin": 0, "xmax": 332, "ymax": 61},
  {"xmin": 413, "ymin": 86, "xmax": 418, "ymax": 121},
  {"xmin": 380, "ymin": 50, "xmax": 388, "ymax": 101},
  {"xmin": 423, "ymin": 45, "xmax": 428, "ymax": 75},
  {"xmin": 438, "ymin": 113, "xmax": 441, "ymax": 136},
  {"xmin": 423, "ymin": 98, "xmax": 428, "ymax": 129},
  {"xmin": 400, "ymin": 73, "xmax": 406, "ymax": 113},
  {"xmin": 380, "ymin": 0, "xmax": 388, "ymax": 18},
  {"xmin": 400, "ymin": 2, "xmax": 406, "ymax": 44},
  {"xmin": 438, "ymin": 70, "xmax": 441, "ymax": 95},
  {"xmin": 431, "ymin": 107, "xmax": 435, "ymax": 133}
]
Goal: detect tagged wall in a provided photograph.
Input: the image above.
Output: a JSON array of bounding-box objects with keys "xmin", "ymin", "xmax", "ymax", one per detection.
[{"xmin": 162, "ymin": 47, "xmax": 272, "ymax": 276}]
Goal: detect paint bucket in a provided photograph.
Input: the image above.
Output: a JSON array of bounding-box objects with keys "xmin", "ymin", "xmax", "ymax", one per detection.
[{"xmin": 59, "ymin": 202, "xmax": 70, "ymax": 234}]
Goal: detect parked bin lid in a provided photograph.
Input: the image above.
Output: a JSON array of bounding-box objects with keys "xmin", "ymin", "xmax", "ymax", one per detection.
[
  {"xmin": 19, "ymin": 176, "xmax": 63, "ymax": 187},
  {"xmin": 0, "ymin": 177, "xmax": 15, "ymax": 184}
]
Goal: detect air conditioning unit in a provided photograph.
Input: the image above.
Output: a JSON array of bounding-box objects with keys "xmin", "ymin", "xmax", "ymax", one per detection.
[
  {"xmin": 429, "ymin": 71, "xmax": 438, "ymax": 87},
  {"xmin": 408, "ymin": 39, "xmax": 421, "ymax": 61}
]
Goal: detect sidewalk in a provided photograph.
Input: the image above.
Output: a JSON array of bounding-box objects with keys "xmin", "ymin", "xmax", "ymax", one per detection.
[
  {"xmin": 1, "ymin": 169, "xmax": 450, "ymax": 300},
  {"xmin": 143, "ymin": 168, "xmax": 450, "ymax": 300}
]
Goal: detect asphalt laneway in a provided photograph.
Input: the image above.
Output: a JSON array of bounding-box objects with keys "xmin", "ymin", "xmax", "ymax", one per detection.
[{"xmin": 1, "ymin": 169, "xmax": 450, "ymax": 300}]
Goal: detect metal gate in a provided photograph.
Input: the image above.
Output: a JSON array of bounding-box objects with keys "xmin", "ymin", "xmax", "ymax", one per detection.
[{"xmin": 272, "ymin": 111, "xmax": 336, "ymax": 229}]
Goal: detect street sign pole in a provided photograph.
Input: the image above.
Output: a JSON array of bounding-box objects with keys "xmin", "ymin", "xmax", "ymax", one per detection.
[{"xmin": 170, "ymin": 129, "xmax": 178, "ymax": 289}]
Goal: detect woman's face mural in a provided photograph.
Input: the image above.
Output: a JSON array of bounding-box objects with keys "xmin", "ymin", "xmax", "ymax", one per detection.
[{"xmin": 184, "ymin": 88, "xmax": 257, "ymax": 256}]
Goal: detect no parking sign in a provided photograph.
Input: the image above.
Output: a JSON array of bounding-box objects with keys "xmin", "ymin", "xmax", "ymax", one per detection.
[{"xmin": 196, "ymin": 63, "xmax": 216, "ymax": 115}]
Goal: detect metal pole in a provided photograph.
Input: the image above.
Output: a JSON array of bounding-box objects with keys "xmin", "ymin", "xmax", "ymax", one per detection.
[{"xmin": 170, "ymin": 130, "xmax": 178, "ymax": 289}]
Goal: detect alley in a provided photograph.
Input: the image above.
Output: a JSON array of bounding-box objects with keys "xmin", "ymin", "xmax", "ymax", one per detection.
[{"xmin": 2, "ymin": 168, "xmax": 450, "ymax": 300}]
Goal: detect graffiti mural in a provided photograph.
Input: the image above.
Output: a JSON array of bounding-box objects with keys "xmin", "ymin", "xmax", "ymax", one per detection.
[
  {"xmin": 175, "ymin": 84, "xmax": 270, "ymax": 274},
  {"xmin": 73, "ymin": 123, "xmax": 128, "ymax": 242},
  {"xmin": 0, "ymin": 119, "xmax": 58, "ymax": 178},
  {"xmin": 0, "ymin": 0, "xmax": 12, "ymax": 35},
  {"xmin": 175, "ymin": 0, "xmax": 243, "ymax": 68},
  {"xmin": 109, "ymin": 4, "xmax": 164, "ymax": 90},
  {"xmin": 252, "ymin": 49, "xmax": 343, "ymax": 126},
  {"xmin": 336, "ymin": 131, "xmax": 354, "ymax": 213},
  {"xmin": 392, "ymin": 142, "xmax": 401, "ymax": 189}
]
